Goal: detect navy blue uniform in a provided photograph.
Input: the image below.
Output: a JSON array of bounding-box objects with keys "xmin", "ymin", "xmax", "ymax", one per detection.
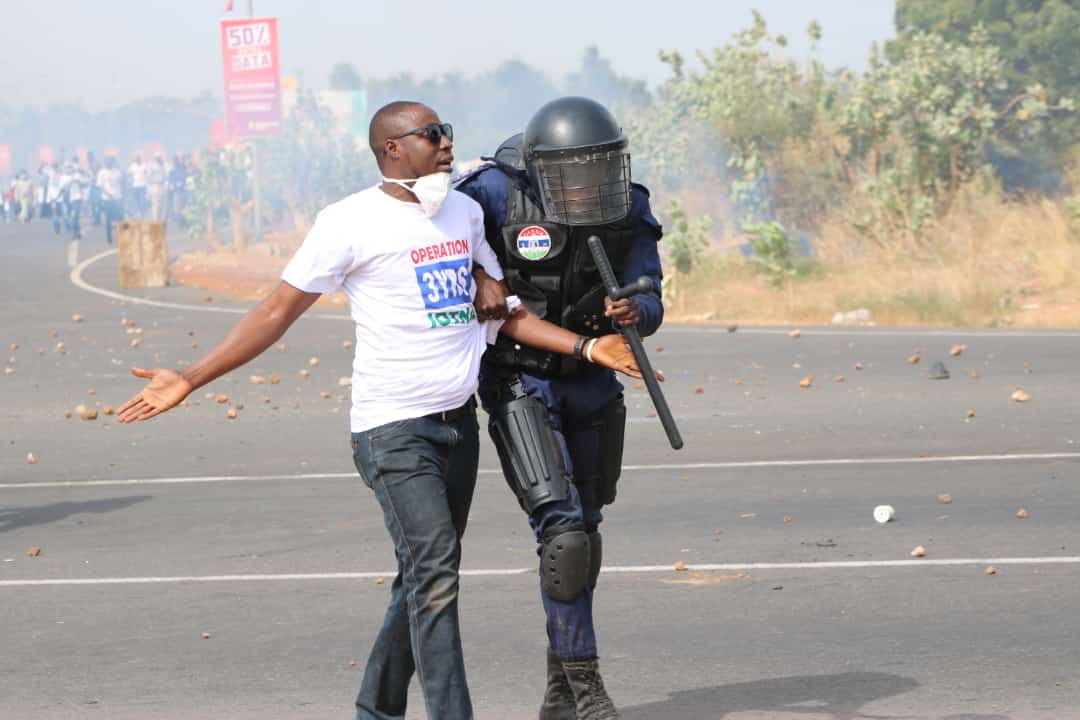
[{"xmin": 457, "ymin": 162, "xmax": 664, "ymax": 660}]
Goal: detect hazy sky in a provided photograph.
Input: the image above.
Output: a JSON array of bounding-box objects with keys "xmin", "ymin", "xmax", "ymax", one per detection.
[{"xmin": 2, "ymin": 1, "xmax": 896, "ymax": 110}]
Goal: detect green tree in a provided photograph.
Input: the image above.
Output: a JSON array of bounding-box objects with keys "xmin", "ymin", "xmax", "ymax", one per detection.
[
  {"xmin": 843, "ymin": 27, "xmax": 1073, "ymax": 248},
  {"xmin": 887, "ymin": 0, "xmax": 1080, "ymax": 181},
  {"xmin": 889, "ymin": 0, "xmax": 1080, "ymax": 100},
  {"xmin": 184, "ymin": 93, "xmax": 371, "ymax": 251},
  {"xmin": 329, "ymin": 62, "xmax": 364, "ymax": 91},
  {"xmin": 659, "ymin": 200, "xmax": 712, "ymax": 313},
  {"xmin": 260, "ymin": 92, "xmax": 371, "ymax": 236},
  {"xmin": 644, "ymin": 12, "xmax": 833, "ymax": 222},
  {"xmin": 742, "ymin": 221, "xmax": 797, "ymax": 286},
  {"xmin": 182, "ymin": 147, "xmax": 253, "ymax": 252},
  {"xmin": 565, "ymin": 46, "xmax": 652, "ymax": 113}
]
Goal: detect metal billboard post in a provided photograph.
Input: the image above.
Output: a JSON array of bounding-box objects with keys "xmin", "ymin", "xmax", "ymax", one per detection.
[{"xmin": 248, "ymin": 0, "xmax": 261, "ymax": 246}]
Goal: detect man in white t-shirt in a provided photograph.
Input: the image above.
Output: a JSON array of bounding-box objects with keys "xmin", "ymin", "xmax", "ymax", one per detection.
[
  {"xmin": 45, "ymin": 163, "xmax": 65, "ymax": 234},
  {"xmin": 146, "ymin": 155, "xmax": 167, "ymax": 221},
  {"xmin": 115, "ymin": 101, "xmax": 645, "ymax": 720},
  {"xmin": 65, "ymin": 160, "xmax": 88, "ymax": 240},
  {"xmin": 128, "ymin": 154, "xmax": 147, "ymax": 218},
  {"xmin": 96, "ymin": 157, "xmax": 125, "ymax": 245}
]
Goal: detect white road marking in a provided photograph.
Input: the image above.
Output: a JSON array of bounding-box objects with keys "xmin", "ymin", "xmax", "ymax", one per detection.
[
  {"xmin": 69, "ymin": 248, "xmax": 347, "ymax": 319},
  {"xmin": 662, "ymin": 326, "xmax": 1080, "ymax": 338},
  {"xmin": 71, "ymin": 248, "xmax": 1080, "ymax": 337},
  {"xmin": 2, "ymin": 556, "xmax": 1077, "ymax": 587},
  {"xmin": 2, "ymin": 452, "xmax": 1078, "ymax": 490}
]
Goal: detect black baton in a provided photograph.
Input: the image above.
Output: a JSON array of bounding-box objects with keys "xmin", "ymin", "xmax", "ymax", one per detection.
[{"xmin": 587, "ymin": 236, "xmax": 684, "ymax": 450}]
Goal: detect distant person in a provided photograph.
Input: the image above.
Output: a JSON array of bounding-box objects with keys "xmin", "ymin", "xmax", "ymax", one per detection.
[
  {"xmin": 34, "ymin": 165, "xmax": 47, "ymax": 220},
  {"xmin": 3, "ymin": 180, "xmax": 13, "ymax": 223},
  {"xmin": 86, "ymin": 151, "xmax": 103, "ymax": 226},
  {"xmin": 14, "ymin": 171, "xmax": 33, "ymax": 222},
  {"xmin": 40, "ymin": 163, "xmax": 56, "ymax": 222},
  {"xmin": 127, "ymin": 154, "xmax": 147, "ymax": 218},
  {"xmin": 146, "ymin": 155, "xmax": 166, "ymax": 221},
  {"xmin": 168, "ymin": 152, "xmax": 188, "ymax": 224},
  {"xmin": 96, "ymin": 157, "xmax": 124, "ymax": 245},
  {"xmin": 48, "ymin": 163, "xmax": 67, "ymax": 235},
  {"xmin": 66, "ymin": 159, "xmax": 88, "ymax": 240}
]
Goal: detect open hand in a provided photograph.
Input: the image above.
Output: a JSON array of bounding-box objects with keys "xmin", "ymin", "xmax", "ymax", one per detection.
[
  {"xmin": 588, "ymin": 335, "xmax": 665, "ymax": 381},
  {"xmin": 116, "ymin": 367, "xmax": 194, "ymax": 423}
]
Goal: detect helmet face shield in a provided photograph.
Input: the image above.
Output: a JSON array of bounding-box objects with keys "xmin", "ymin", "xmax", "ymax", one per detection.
[{"xmin": 532, "ymin": 148, "xmax": 631, "ymax": 226}]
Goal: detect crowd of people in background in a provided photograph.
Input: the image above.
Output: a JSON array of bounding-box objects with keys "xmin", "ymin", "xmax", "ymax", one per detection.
[{"xmin": 1, "ymin": 151, "xmax": 194, "ymax": 244}]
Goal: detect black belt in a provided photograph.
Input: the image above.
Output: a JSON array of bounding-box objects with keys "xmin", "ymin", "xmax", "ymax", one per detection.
[{"xmin": 424, "ymin": 396, "xmax": 476, "ymax": 423}]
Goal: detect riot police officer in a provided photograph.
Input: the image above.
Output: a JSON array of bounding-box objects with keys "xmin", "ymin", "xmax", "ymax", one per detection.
[{"xmin": 457, "ymin": 96, "xmax": 664, "ymax": 720}]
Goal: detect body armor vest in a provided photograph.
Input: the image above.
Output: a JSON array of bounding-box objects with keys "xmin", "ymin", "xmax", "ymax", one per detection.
[{"xmin": 488, "ymin": 171, "xmax": 634, "ymax": 377}]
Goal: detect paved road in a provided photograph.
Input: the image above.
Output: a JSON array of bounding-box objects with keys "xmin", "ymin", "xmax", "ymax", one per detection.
[{"xmin": 3, "ymin": 221, "xmax": 1080, "ymax": 719}]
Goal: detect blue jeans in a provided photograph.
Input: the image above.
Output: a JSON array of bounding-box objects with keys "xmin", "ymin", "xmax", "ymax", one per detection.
[
  {"xmin": 102, "ymin": 199, "xmax": 123, "ymax": 245},
  {"xmin": 67, "ymin": 199, "xmax": 82, "ymax": 239},
  {"xmin": 51, "ymin": 200, "xmax": 66, "ymax": 234},
  {"xmin": 350, "ymin": 405, "xmax": 479, "ymax": 720}
]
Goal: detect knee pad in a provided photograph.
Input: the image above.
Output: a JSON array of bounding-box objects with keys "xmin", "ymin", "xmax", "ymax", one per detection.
[
  {"xmin": 540, "ymin": 526, "xmax": 590, "ymax": 603},
  {"xmin": 588, "ymin": 531, "xmax": 602, "ymax": 589}
]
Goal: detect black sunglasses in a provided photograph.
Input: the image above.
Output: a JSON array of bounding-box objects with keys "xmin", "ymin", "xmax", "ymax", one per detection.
[{"xmin": 389, "ymin": 122, "xmax": 454, "ymax": 144}]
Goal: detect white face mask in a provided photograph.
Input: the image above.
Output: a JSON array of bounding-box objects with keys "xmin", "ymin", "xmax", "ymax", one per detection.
[{"xmin": 381, "ymin": 171, "xmax": 452, "ymax": 218}]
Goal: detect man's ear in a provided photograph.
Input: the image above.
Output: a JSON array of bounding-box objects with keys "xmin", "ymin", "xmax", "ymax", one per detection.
[{"xmin": 384, "ymin": 139, "xmax": 399, "ymax": 162}]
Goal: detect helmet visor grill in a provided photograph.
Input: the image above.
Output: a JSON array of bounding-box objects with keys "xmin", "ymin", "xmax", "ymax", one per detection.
[{"xmin": 534, "ymin": 149, "xmax": 631, "ymax": 225}]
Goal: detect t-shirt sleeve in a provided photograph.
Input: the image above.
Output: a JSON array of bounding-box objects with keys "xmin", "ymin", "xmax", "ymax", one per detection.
[
  {"xmin": 281, "ymin": 208, "xmax": 357, "ymax": 295},
  {"xmin": 469, "ymin": 203, "xmax": 504, "ymax": 282}
]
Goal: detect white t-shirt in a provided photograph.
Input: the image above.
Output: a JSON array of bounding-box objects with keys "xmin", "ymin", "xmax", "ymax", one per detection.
[
  {"xmin": 97, "ymin": 168, "xmax": 123, "ymax": 200},
  {"xmin": 67, "ymin": 171, "xmax": 86, "ymax": 202},
  {"xmin": 146, "ymin": 162, "xmax": 166, "ymax": 189},
  {"xmin": 45, "ymin": 169, "xmax": 62, "ymax": 202},
  {"xmin": 282, "ymin": 185, "xmax": 505, "ymax": 432},
  {"xmin": 128, "ymin": 162, "xmax": 147, "ymax": 188}
]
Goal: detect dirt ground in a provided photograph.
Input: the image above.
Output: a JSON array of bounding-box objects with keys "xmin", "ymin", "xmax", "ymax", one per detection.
[{"xmin": 169, "ymin": 250, "xmax": 349, "ymax": 309}]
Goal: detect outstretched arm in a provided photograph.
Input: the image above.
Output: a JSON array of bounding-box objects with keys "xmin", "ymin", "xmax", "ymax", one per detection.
[{"xmin": 116, "ymin": 281, "xmax": 321, "ymax": 422}]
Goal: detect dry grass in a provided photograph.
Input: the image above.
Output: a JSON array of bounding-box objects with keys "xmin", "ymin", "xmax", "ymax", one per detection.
[
  {"xmin": 173, "ymin": 183, "xmax": 1080, "ymax": 328},
  {"xmin": 668, "ymin": 190, "xmax": 1080, "ymax": 327}
]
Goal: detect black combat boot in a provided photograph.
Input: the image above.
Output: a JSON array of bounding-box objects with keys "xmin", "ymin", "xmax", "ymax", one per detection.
[
  {"xmin": 561, "ymin": 658, "xmax": 619, "ymax": 720},
  {"xmin": 539, "ymin": 646, "xmax": 577, "ymax": 720}
]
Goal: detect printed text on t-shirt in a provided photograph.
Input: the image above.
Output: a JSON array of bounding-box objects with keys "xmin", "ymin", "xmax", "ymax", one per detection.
[
  {"xmin": 415, "ymin": 258, "xmax": 472, "ymax": 310},
  {"xmin": 410, "ymin": 238, "xmax": 474, "ymax": 324},
  {"xmin": 410, "ymin": 239, "xmax": 470, "ymax": 265}
]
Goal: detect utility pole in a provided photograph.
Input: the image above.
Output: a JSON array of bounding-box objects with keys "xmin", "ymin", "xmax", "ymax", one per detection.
[{"xmin": 248, "ymin": 0, "xmax": 262, "ymax": 246}]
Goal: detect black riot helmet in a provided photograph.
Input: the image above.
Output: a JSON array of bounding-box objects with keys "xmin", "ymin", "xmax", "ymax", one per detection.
[
  {"xmin": 523, "ymin": 96, "xmax": 631, "ymax": 226},
  {"xmin": 493, "ymin": 132, "xmax": 525, "ymax": 170}
]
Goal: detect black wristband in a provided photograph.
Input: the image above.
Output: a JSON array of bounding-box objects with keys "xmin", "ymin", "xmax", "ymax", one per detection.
[{"xmin": 572, "ymin": 335, "xmax": 589, "ymax": 359}]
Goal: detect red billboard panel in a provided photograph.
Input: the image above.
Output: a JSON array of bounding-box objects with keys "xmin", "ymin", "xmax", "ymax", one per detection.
[
  {"xmin": 220, "ymin": 17, "xmax": 282, "ymax": 137},
  {"xmin": 209, "ymin": 119, "xmax": 235, "ymax": 150}
]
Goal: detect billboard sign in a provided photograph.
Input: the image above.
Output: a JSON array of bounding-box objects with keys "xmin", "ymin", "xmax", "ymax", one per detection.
[{"xmin": 220, "ymin": 17, "xmax": 282, "ymax": 137}]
